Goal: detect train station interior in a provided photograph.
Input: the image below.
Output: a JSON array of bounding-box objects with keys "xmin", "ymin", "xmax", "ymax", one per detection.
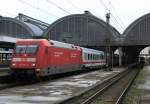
[
  {"xmin": 0, "ymin": 11, "xmax": 150, "ymax": 66},
  {"xmin": 1, "ymin": 0, "xmax": 150, "ymax": 103}
]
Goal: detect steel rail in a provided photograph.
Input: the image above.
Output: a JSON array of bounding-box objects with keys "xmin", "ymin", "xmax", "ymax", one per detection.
[
  {"xmin": 115, "ymin": 64, "xmax": 142, "ymax": 104},
  {"xmin": 57, "ymin": 63, "xmax": 142, "ymax": 104},
  {"xmin": 81, "ymin": 64, "xmax": 141, "ymax": 104},
  {"xmin": 81, "ymin": 68, "xmax": 131, "ymax": 104}
]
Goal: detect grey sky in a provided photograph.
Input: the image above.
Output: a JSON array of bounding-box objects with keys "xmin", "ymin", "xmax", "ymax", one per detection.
[{"xmin": 0, "ymin": 0, "xmax": 150, "ymax": 33}]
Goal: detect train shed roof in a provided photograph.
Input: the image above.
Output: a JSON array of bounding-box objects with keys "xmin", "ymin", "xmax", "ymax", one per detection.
[
  {"xmin": 43, "ymin": 11, "xmax": 120, "ymax": 46},
  {"xmin": 123, "ymin": 13, "xmax": 150, "ymax": 45},
  {"xmin": 0, "ymin": 14, "xmax": 49, "ymax": 44}
]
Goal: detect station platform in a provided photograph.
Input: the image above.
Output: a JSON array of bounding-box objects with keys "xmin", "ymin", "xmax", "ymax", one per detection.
[
  {"xmin": 126, "ymin": 65, "xmax": 150, "ymax": 104},
  {"xmin": 0, "ymin": 67, "xmax": 10, "ymax": 76},
  {"xmin": 137, "ymin": 66, "xmax": 150, "ymax": 104},
  {"xmin": 0, "ymin": 67, "xmax": 125, "ymax": 104}
]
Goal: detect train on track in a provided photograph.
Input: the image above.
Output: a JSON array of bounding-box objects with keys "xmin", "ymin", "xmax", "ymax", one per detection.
[{"xmin": 10, "ymin": 39, "xmax": 106, "ymax": 77}]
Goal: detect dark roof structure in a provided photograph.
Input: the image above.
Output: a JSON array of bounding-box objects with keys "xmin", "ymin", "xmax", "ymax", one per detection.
[
  {"xmin": 123, "ymin": 13, "xmax": 150, "ymax": 45},
  {"xmin": 0, "ymin": 14, "xmax": 49, "ymax": 44},
  {"xmin": 43, "ymin": 11, "xmax": 120, "ymax": 46}
]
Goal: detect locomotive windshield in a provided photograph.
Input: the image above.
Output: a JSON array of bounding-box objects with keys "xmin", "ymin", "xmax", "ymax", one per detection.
[{"xmin": 15, "ymin": 45, "xmax": 38, "ymax": 54}]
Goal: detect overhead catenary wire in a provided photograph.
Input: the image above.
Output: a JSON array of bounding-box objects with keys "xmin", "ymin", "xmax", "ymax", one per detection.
[
  {"xmin": 111, "ymin": 17, "xmax": 123, "ymax": 32},
  {"xmin": 107, "ymin": 0, "xmax": 125, "ymax": 29},
  {"xmin": 65, "ymin": 0, "xmax": 82, "ymax": 13},
  {"xmin": 97, "ymin": 0, "xmax": 124, "ymax": 32},
  {"xmin": 36, "ymin": 0, "xmax": 40, "ymax": 18},
  {"xmin": 111, "ymin": 14, "xmax": 124, "ymax": 32},
  {"xmin": 66, "ymin": 0, "xmax": 102, "ymax": 18},
  {"xmin": 66, "ymin": 0, "xmax": 100, "ymax": 16},
  {"xmin": 97, "ymin": 0, "xmax": 109, "ymax": 11},
  {"xmin": 111, "ymin": 14, "xmax": 124, "ymax": 30},
  {"xmin": 46, "ymin": 0, "xmax": 71, "ymax": 14},
  {"xmin": 18, "ymin": 0, "xmax": 59, "ymax": 18}
]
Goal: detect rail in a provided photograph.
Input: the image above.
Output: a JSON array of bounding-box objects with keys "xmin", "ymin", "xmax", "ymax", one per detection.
[{"xmin": 57, "ymin": 63, "xmax": 143, "ymax": 104}]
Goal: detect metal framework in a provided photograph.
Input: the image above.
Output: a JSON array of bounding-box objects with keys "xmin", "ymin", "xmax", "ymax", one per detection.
[
  {"xmin": 43, "ymin": 11, "xmax": 120, "ymax": 47},
  {"xmin": 0, "ymin": 14, "xmax": 49, "ymax": 49},
  {"xmin": 0, "ymin": 14, "xmax": 50, "ymax": 40},
  {"xmin": 123, "ymin": 13, "xmax": 150, "ymax": 45},
  {"xmin": 0, "ymin": 12, "xmax": 150, "ymax": 63},
  {"xmin": 15, "ymin": 13, "xmax": 49, "ymax": 31},
  {"xmin": 121, "ymin": 13, "xmax": 150, "ymax": 63},
  {"xmin": 0, "ymin": 17, "xmax": 34, "ymax": 39}
]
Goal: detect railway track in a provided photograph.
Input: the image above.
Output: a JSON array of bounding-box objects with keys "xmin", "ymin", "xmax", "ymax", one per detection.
[{"xmin": 57, "ymin": 63, "xmax": 143, "ymax": 104}]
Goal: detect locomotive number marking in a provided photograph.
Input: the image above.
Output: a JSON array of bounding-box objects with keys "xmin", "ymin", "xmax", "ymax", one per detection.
[
  {"xmin": 54, "ymin": 52, "xmax": 63, "ymax": 57},
  {"xmin": 71, "ymin": 54, "xmax": 77, "ymax": 58}
]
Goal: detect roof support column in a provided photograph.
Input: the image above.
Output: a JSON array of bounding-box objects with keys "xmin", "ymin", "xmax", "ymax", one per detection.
[{"xmin": 119, "ymin": 47, "xmax": 123, "ymax": 67}]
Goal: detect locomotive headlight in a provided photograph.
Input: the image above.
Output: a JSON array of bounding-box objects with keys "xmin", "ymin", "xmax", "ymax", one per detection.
[
  {"xmin": 31, "ymin": 63, "xmax": 36, "ymax": 66},
  {"xmin": 12, "ymin": 63, "xmax": 16, "ymax": 66},
  {"xmin": 36, "ymin": 68, "xmax": 41, "ymax": 72}
]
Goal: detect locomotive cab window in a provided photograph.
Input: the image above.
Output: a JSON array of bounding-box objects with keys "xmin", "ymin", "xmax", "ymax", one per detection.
[
  {"xmin": 26, "ymin": 45, "xmax": 38, "ymax": 54},
  {"xmin": 15, "ymin": 45, "xmax": 38, "ymax": 54},
  {"xmin": 15, "ymin": 45, "xmax": 26, "ymax": 54}
]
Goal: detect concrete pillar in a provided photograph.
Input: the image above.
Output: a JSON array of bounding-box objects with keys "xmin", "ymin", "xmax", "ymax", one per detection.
[{"xmin": 119, "ymin": 47, "xmax": 123, "ymax": 67}]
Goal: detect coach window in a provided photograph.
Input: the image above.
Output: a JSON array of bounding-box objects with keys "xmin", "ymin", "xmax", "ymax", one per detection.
[
  {"xmin": 97, "ymin": 55, "xmax": 99, "ymax": 60},
  {"xmin": 89, "ymin": 54, "xmax": 92, "ymax": 60},
  {"xmin": 88, "ymin": 54, "xmax": 90, "ymax": 60},
  {"xmin": 96, "ymin": 55, "xmax": 97, "ymax": 60},
  {"xmin": 98, "ymin": 55, "xmax": 100, "ymax": 60},
  {"xmin": 93, "ymin": 55, "xmax": 94, "ymax": 60},
  {"xmin": 89, "ymin": 54, "xmax": 91, "ymax": 60},
  {"xmin": 100, "ymin": 55, "xmax": 102, "ymax": 59},
  {"xmin": 102, "ymin": 54, "xmax": 104, "ymax": 59},
  {"xmin": 93, "ymin": 55, "xmax": 95, "ymax": 60},
  {"xmin": 101, "ymin": 54, "xmax": 103, "ymax": 59},
  {"xmin": 85, "ymin": 53, "xmax": 88, "ymax": 60}
]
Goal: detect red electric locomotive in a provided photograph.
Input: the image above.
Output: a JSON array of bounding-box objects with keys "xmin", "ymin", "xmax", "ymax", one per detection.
[{"xmin": 10, "ymin": 39, "xmax": 106, "ymax": 77}]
